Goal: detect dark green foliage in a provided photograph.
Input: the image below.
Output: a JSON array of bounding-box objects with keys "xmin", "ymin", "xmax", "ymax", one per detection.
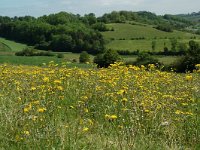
[
  {"xmin": 92, "ymin": 23, "xmax": 109, "ymax": 31},
  {"xmin": 57, "ymin": 53, "xmax": 64, "ymax": 58},
  {"xmin": 50, "ymin": 34, "xmax": 74, "ymax": 52},
  {"xmin": 174, "ymin": 40, "xmax": 200, "ymax": 72},
  {"xmin": 156, "ymin": 24, "xmax": 173, "ymax": 32},
  {"xmin": 79, "ymin": 51, "xmax": 90, "ymax": 63},
  {"xmin": 135, "ymin": 52, "xmax": 160, "ymax": 66},
  {"xmin": 0, "ymin": 12, "xmax": 105, "ymax": 54},
  {"xmin": 15, "ymin": 48, "xmax": 54, "ymax": 57},
  {"xmin": 164, "ymin": 47, "xmax": 169, "ymax": 54},
  {"xmin": 94, "ymin": 49, "xmax": 121, "ymax": 67}
]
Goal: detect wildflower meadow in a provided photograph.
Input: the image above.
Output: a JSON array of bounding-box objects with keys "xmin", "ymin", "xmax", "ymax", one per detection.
[{"xmin": 0, "ymin": 62, "xmax": 200, "ymax": 149}]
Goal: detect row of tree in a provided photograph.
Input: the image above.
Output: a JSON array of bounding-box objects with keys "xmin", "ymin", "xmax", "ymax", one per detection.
[{"xmin": 98, "ymin": 11, "xmax": 193, "ymax": 30}]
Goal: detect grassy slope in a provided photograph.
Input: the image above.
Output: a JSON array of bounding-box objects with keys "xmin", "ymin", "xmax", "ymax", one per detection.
[
  {"xmin": 102, "ymin": 23, "xmax": 200, "ymax": 51},
  {"xmin": 102, "ymin": 23, "xmax": 199, "ymax": 39},
  {"xmin": 0, "ymin": 37, "xmax": 27, "ymax": 52}
]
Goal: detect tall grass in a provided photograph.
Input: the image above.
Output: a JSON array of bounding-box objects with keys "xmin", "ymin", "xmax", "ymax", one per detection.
[{"xmin": 0, "ymin": 63, "xmax": 200, "ymax": 149}]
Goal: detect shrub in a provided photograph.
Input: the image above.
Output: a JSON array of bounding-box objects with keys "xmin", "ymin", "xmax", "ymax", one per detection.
[
  {"xmin": 15, "ymin": 48, "xmax": 35, "ymax": 56},
  {"xmin": 57, "ymin": 53, "xmax": 64, "ymax": 58},
  {"xmin": 155, "ymin": 24, "xmax": 173, "ymax": 32},
  {"xmin": 79, "ymin": 51, "xmax": 90, "ymax": 63},
  {"xmin": 135, "ymin": 52, "xmax": 161, "ymax": 66},
  {"xmin": 174, "ymin": 40, "xmax": 200, "ymax": 72},
  {"xmin": 15, "ymin": 48, "xmax": 54, "ymax": 57},
  {"xmin": 94, "ymin": 49, "xmax": 121, "ymax": 67}
]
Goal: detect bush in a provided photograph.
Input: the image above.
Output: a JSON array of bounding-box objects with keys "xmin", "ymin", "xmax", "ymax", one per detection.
[
  {"xmin": 15, "ymin": 48, "xmax": 54, "ymax": 57},
  {"xmin": 134, "ymin": 52, "xmax": 161, "ymax": 66},
  {"xmin": 79, "ymin": 51, "xmax": 90, "ymax": 63},
  {"xmin": 94, "ymin": 49, "xmax": 121, "ymax": 67},
  {"xmin": 155, "ymin": 24, "xmax": 173, "ymax": 32},
  {"xmin": 57, "ymin": 53, "xmax": 64, "ymax": 58},
  {"xmin": 174, "ymin": 40, "xmax": 200, "ymax": 72}
]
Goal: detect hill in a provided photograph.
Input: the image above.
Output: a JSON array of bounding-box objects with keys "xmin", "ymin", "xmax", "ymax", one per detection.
[
  {"xmin": 102, "ymin": 23, "xmax": 200, "ymax": 51},
  {"xmin": 0, "ymin": 37, "xmax": 27, "ymax": 52}
]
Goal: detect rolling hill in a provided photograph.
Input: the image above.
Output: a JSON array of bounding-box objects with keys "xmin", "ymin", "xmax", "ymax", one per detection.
[
  {"xmin": 0, "ymin": 37, "xmax": 27, "ymax": 52},
  {"xmin": 102, "ymin": 23, "xmax": 200, "ymax": 51}
]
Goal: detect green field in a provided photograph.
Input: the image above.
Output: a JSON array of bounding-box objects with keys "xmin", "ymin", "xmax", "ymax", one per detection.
[
  {"xmin": 0, "ymin": 54, "xmax": 95, "ymax": 68},
  {"xmin": 123, "ymin": 55, "xmax": 180, "ymax": 65},
  {"xmin": 102, "ymin": 23, "xmax": 200, "ymax": 51},
  {"xmin": 102, "ymin": 23, "xmax": 200, "ymax": 40},
  {"xmin": 106, "ymin": 39, "xmax": 172, "ymax": 51},
  {"xmin": 0, "ymin": 37, "xmax": 27, "ymax": 52}
]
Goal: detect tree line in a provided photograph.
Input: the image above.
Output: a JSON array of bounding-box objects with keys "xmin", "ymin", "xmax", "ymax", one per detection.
[{"xmin": 0, "ymin": 12, "xmax": 105, "ymax": 54}]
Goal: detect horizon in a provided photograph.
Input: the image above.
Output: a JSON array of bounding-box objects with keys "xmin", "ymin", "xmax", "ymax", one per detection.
[{"xmin": 0, "ymin": 0, "xmax": 200, "ymax": 17}]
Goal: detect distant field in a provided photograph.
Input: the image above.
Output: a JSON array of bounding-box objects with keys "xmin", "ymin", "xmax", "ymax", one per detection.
[
  {"xmin": 0, "ymin": 37, "xmax": 27, "ymax": 52},
  {"xmin": 106, "ymin": 39, "xmax": 172, "ymax": 51},
  {"xmin": 102, "ymin": 23, "xmax": 200, "ymax": 51},
  {"xmin": 122, "ymin": 55, "xmax": 179, "ymax": 65},
  {"xmin": 0, "ymin": 53, "xmax": 95, "ymax": 68},
  {"xmin": 102, "ymin": 23, "xmax": 200, "ymax": 40}
]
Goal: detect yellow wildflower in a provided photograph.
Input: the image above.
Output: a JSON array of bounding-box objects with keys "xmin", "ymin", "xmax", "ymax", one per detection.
[
  {"xmin": 37, "ymin": 107, "xmax": 47, "ymax": 113},
  {"xmin": 82, "ymin": 127, "xmax": 89, "ymax": 132},
  {"xmin": 185, "ymin": 75, "xmax": 192, "ymax": 81},
  {"xmin": 23, "ymin": 131, "xmax": 30, "ymax": 136}
]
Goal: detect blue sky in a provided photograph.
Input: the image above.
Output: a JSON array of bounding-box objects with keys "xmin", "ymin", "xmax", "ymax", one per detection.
[{"xmin": 0, "ymin": 0, "xmax": 199, "ymax": 17}]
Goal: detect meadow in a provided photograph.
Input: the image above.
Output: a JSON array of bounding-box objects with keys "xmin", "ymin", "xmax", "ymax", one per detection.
[
  {"xmin": 0, "ymin": 37, "xmax": 27, "ymax": 52},
  {"xmin": 102, "ymin": 23, "xmax": 200, "ymax": 51},
  {"xmin": 0, "ymin": 62, "xmax": 199, "ymax": 149}
]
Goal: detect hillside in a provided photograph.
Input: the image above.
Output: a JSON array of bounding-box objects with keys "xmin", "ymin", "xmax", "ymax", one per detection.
[
  {"xmin": 0, "ymin": 37, "xmax": 27, "ymax": 52},
  {"xmin": 102, "ymin": 23, "xmax": 200, "ymax": 51}
]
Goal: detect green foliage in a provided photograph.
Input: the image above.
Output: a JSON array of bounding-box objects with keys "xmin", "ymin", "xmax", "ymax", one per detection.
[
  {"xmin": 94, "ymin": 49, "xmax": 121, "ymax": 67},
  {"xmin": 79, "ymin": 51, "xmax": 90, "ymax": 63},
  {"xmin": 135, "ymin": 52, "xmax": 160, "ymax": 66},
  {"xmin": 156, "ymin": 24, "xmax": 173, "ymax": 32},
  {"xmin": 92, "ymin": 23, "xmax": 109, "ymax": 31},
  {"xmin": 15, "ymin": 48, "xmax": 54, "ymax": 57},
  {"xmin": 0, "ymin": 13, "xmax": 105, "ymax": 54},
  {"xmin": 57, "ymin": 53, "xmax": 64, "ymax": 58},
  {"xmin": 174, "ymin": 40, "xmax": 200, "ymax": 72}
]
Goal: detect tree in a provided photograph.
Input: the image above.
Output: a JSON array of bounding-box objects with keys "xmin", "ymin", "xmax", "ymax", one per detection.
[
  {"xmin": 135, "ymin": 52, "xmax": 160, "ymax": 66},
  {"xmin": 79, "ymin": 51, "xmax": 90, "ymax": 63},
  {"xmin": 174, "ymin": 40, "xmax": 200, "ymax": 72},
  {"xmin": 94, "ymin": 49, "xmax": 121, "ymax": 67}
]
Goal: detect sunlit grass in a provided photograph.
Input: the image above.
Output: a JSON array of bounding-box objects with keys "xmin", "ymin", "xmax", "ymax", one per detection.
[{"xmin": 0, "ymin": 62, "xmax": 200, "ymax": 149}]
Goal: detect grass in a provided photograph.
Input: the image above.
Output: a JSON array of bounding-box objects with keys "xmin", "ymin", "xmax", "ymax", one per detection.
[
  {"xmin": 122, "ymin": 55, "xmax": 180, "ymax": 65},
  {"xmin": 0, "ymin": 63, "xmax": 199, "ymax": 149},
  {"xmin": 0, "ymin": 54, "xmax": 95, "ymax": 68},
  {"xmin": 106, "ymin": 39, "xmax": 173, "ymax": 51},
  {"xmin": 0, "ymin": 37, "xmax": 27, "ymax": 52},
  {"xmin": 102, "ymin": 23, "xmax": 200, "ymax": 51},
  {"xmin": 102, "ymin": 23, "xmax": 200, "ymax": 40}
]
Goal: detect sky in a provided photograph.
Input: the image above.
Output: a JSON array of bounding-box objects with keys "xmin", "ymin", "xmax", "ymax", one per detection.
[{"xmin": 0, "ymin": 0, "xmax": 199, "ymax": 17}]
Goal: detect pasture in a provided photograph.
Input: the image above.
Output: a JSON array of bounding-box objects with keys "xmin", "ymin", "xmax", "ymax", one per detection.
[{"xmin": 102, "ymin": 23, "xmax": 200, "ymax": 51}]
